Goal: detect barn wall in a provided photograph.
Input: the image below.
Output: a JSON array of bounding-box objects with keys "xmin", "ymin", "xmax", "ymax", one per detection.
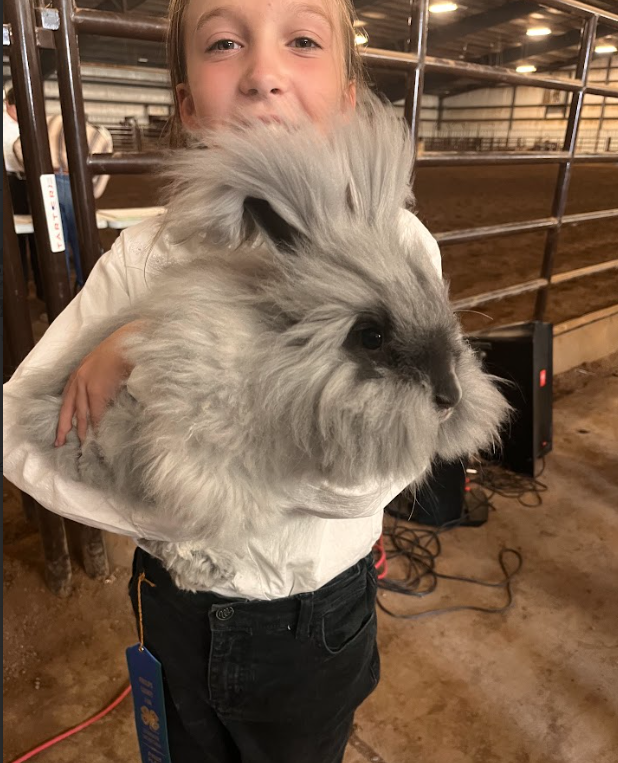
[
  {"xmin": 39, "ymin": 64, "xmax": 172, "ymax": 127},
  {"xmin": 419, "ymin": 56, "xmax": 618, "ymax": 152}
]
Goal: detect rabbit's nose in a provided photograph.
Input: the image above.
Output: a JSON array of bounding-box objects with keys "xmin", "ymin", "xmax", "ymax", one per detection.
[{"xmin": 434, "ymin": 375, "xmax": 462, "ymax": 411}]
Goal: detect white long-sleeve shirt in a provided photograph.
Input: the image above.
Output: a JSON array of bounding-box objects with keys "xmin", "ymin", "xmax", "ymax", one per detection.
[{"xmin": 3, "ymin": 211, "xmax": 442, "ymax": 599}]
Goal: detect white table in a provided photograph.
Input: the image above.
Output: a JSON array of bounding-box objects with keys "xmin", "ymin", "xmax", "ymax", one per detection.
[
  {"xmin": 96, "ymin": 207, "xmax": 165, "ymax": 230},
  {"xmin": 13, "ymin": 206, "xmax": 165, "ymax": 235}
]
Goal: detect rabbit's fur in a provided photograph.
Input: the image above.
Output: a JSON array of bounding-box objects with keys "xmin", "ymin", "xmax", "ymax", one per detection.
[{"xmin": 16, "ymin": 98, "xmax": 509, "ymax": 591}]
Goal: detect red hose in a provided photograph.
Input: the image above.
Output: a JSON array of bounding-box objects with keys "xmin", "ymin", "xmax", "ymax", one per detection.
[
  {"xmin": 373, "ymin": 534, "xmax": 388, "ymax": 579},
  {"xmin": 11, "ymin": 685, "xmax": 132, "ymax": 763}
]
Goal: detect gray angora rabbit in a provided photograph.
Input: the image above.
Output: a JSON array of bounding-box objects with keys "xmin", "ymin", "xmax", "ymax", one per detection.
[{"xmin": 15, "ymin": 97, "xmax": 509, "ymax": 590}]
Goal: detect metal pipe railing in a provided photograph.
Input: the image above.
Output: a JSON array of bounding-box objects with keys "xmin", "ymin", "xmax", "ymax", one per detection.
[
  {"xmin": 404, "ymin": 0, "xmax": 430, "ymax": 169},
  {"xmin": 552, "ymin": 259, "xmax": 618, "ymax": 285},
  {"xmin": 362, "ymin": 47, "xmax": 618, "ymax": 97},
  {"xmin": 87, "ymin": 152, "xmax": 163, "ymax": 174},
  {"xmin": 538, "ymin": 0, "xmax": 618, "ymax": 25},
  {"xmin": 434, "ymin": 218, "xmax": 557, "ymax": 245},
  {"xmin": 417, "ymin": 151, "xmax": 572, "ymax": 166},
  {"xmin": 535, "ymin": 15, "xmax": 598, "ymax": 320},
  {"xmin": 73, "ymin": 7, "xmax": 166, "ymax": 41},
  {"xmin": 453, "ymin": 279, "xmax": 548, "ymax": 311},
  {"xmin": 4, "ymin": 1, "xmax": 72, "ymax": 320},
  {"xmin": 3, "ymin": 0, "xmax": 616, "ymax": 355},
  {"xmin": 3, "ymin": 162, "xmax": 35, "ymax": 374},
  {"xmin": 453, "ymin": 257, "xmax": 618, "ymax": 312},
  {"xmin": 435, "ymin": 207, "xmax": 618, "ymax": 246},
  {"xmin": 5, "ymin": 0, "xmax": 110, "ymax": 595},
  {"xmin": 53, "ymin": 0, "xmax": 101, "ymax": 280}
]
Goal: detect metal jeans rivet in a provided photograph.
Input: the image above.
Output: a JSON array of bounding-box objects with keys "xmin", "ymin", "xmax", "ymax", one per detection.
[{"xmin": 216, "ymin": 606, "xmax": 234, "ymax": 621}]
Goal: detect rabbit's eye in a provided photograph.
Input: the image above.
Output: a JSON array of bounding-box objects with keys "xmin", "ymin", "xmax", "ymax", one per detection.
[{"xmin": 360, "ymin": 327, "xmax": 383, "ymax": 351}]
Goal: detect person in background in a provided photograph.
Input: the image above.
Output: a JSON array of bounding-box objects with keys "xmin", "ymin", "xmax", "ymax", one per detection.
[
  {"xmin": 14, "ymin": 113, "xmax": 113, "ymax": 291},
  {"xmin": 3, "ymin": 87, "xmax": 43, "ymax": 300},
  {"xmin": 46, "ymin": 114, "xmax": 114, "ymax": 291}
]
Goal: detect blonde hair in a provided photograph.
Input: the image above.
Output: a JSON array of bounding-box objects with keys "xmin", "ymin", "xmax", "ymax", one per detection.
[{"xmin": 166, "ymin": 0, "xmax": 366, "ymax": 147}]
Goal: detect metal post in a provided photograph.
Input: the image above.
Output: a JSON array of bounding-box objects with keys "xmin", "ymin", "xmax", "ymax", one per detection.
[
  {"xmin": 53, "ymin": 0, "xmax": 100, "ymax": 279},
  {"xmin": 404, "ymin": 0, "xmax": 431, "ymax": 169},
  {"xmin": 3, "ymin": 162, "xmax": 35, "ymax": 373},
  {"xmin": 4, "ymin": 0, "xmax": 71, "ymax": 320},
  {"xmin": 506, "ymin": 86, "xmax": 517, "ymax": 149},
  {"xmin": 54, "ymin": 0, "xmax": 110, "ymax": 580},
  {"xmin": 594, "ymin": 55, "xmax": 612, "ymax": 153},
  {"xmin": 3, "ymin": 162, "xmax": 41, "ymax": 527},
  {"xmin": 5, "ymin": 0, "xmax": 75, "ymax": 597},
  {"xmin": 534, "ymin": 15, "xmax": 598, "ymax": 320},
  {"xmin": 35, "ymin": 508, "xmax": 74, "ymax": 598},
  {"xmin": 5, "ymin": 0, "xmax": 109, "ymax": 585}
]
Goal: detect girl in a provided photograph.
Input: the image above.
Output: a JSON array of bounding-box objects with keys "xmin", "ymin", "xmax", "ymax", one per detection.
[{"xmin": 3, "ymin": 1, "xmax": 442, "ymax": 760}]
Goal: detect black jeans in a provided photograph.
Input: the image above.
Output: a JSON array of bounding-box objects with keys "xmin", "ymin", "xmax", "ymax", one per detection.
[{"xmin": 128, "ymin": 547, "xmax": 380, "ymax": 763}]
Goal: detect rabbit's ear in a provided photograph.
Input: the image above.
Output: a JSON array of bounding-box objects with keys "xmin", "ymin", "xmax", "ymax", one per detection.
[{"xmin": 244, "ymin": 197, "xmax": 302, "ymax": 254}]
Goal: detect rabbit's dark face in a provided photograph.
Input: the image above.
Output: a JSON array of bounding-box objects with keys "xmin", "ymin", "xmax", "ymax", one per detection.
[
  {"xmin": 344, "ymin": 312, "xmax": 463, "ymax": 415},
  {"xmin": 251, "ymin": 225, "xmax": 508, "ymax": 489}
]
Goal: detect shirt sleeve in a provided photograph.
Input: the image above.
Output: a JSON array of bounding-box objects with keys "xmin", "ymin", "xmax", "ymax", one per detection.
[
  {"xmin": 286, "ymin": 473, "xmax": 420, "ymax": 520},
  {"xmin": 2, "ymin": 232, "xmax": 164, "ymax": 540},
  {"xmin": 399, "ymin": 208, "xmax": 442, "ymax": 278},
  {"xmin": 12, "ymin": 137, "xmax": 25, "ymax": 173}
]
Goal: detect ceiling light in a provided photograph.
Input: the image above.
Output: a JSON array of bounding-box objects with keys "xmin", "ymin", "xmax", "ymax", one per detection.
[
  {"xmin": 361, "ymin": 11, "xmax": 386, "ymax": 20},
  {"xmin": 138, "ymin": 57, "xmax": 149, "ymax": 63},
  {"xmin": 516, "ymin": 64, "xmax": 537, "ymax": 73},
  {"xmin": 527, "ymin": 27, "xmax": 552, "ymax": 37},
  {"xmin": 595, "ymin": 44, "xmax": 617, "ymax": 54},
  {"xmin": 354, "ymin": 33, "xmax": 369, "ymax": 46},
  {"xmin": 429, "ymin": 2, "xmax": 458, "ymax": 12}
]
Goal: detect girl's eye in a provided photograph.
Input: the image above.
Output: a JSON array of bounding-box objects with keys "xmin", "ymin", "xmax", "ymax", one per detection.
[
  {"xmin": 208, "ymin": 39, "xmax": 241, "ymax": 52},
  {"xmin": 291, "ymin": 37, "xmax": 320, "ymax": 50}
]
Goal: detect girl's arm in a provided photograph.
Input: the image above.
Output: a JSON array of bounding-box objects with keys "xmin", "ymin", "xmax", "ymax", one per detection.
[
  {"xmin": 2, "ymin": 228, "xmax": 163, "ymax": 539},
  {"xmin": 55, "ymin": 319, "xmax": 142, "ymax": 446}
]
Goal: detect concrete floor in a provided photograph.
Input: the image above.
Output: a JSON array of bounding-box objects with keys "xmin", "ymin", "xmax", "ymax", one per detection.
[{"xmin": 3, "ymin": 354, "xmax": 618, "ymax": 763}]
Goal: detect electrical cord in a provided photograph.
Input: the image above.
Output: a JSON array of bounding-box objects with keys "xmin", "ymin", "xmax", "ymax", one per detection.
[
  {"xmin": 467, "ymin": 457, "xmax": 547, "ymax": 508},
  {"xmin": 10, "ymin": 684, "xmax": 132, "ymax": 763},
  {"xmin": 374, "ymin": 459, "xmax": 539, "ymax": 619}
]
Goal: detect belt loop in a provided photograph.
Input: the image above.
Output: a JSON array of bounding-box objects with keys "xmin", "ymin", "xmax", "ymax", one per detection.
[{"xmin": 296, "ymin": 593, "xmax": 314, "ymax": 642}]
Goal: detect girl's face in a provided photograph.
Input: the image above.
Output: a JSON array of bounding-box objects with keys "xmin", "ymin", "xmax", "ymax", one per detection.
[{"xmin": 177, "ymin": 0, "xmax": 356, "ymax": 132}]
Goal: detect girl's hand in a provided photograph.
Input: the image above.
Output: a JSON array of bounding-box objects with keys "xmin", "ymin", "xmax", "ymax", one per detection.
[{"xmin": 55, "ymin": 321, "xmax": 142, "ymax": 446}]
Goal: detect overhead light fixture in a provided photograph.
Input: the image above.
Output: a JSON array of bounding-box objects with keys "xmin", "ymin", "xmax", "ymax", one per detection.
[
  {"xmin": 595, "ymin": 44, "xmax": 617, "ymax": 54},
  {"xmin": 516, "ymin": 64, "xmax": 537, "ymax": 73},
  {"xmin": 429, "ymin": 2, "xmax": 458, "ymax": 12},
  {"xmin": 527, "ymin": 27, "xmax": 552, "ymax": 37},
  {"xmin": 354, "ymin": 33, "xmax": 369, "ymax": 46},
  {"xmin": 361, "ymin": 11, "xmax": 386, "ymax": 20},
  {"xmin": 138, "ymin": 57, "xmax": 149, "ymax": 63}
]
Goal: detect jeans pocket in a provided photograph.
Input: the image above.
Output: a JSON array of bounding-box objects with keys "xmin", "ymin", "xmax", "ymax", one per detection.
[{"xmin": 319, "ymin": 571, "xmax": 377, "ymax": 656}]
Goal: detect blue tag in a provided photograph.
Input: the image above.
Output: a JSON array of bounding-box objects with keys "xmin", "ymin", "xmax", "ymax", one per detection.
[{"xmin": 126, "ymin": 644, "xmax": 172, "ymax": 763}]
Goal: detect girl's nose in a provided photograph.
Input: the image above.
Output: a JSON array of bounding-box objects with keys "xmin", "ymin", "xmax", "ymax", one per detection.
[{"xmin": 240, "ymin": 48, "xmax": 287, "ymax": 98}]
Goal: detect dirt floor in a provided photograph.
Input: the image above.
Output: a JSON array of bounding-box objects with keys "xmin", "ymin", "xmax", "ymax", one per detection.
[
  {"xmin": 3, "ymin": 353, "xmax": 617, "ymax": 763},
  {"xmin": 92, "ymin": 162, "xmax": 618, "ymax": 335}
]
